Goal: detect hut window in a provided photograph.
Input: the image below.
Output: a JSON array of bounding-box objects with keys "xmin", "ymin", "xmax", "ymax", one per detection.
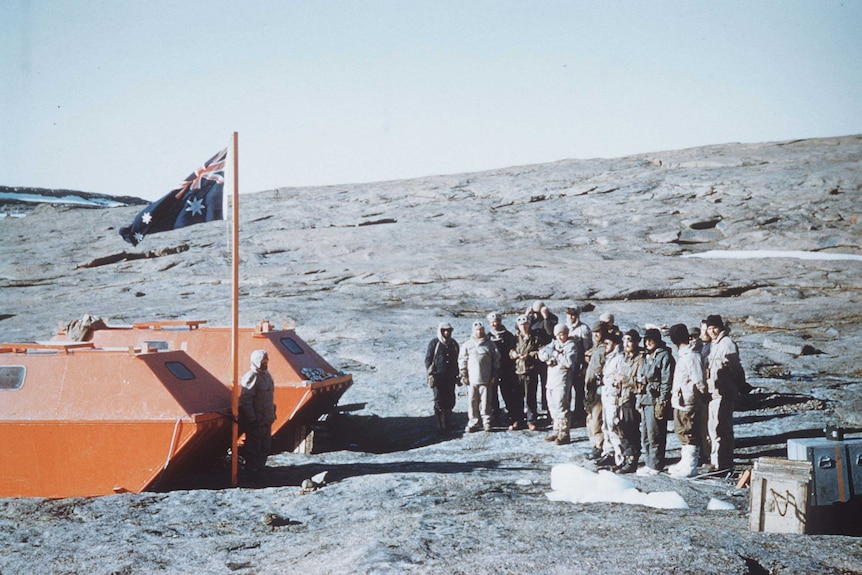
[
  {"xmin": 165, "ymin": 361, "xmax": 195, "ymax": 380},
  {"xmin": 280, "ymin": 337, "xmax": 305, "ymax": 355},
  {"xmin": 0, "ymin": 366, "xmax": 25, "ymax": 390},
  {"xmin": 144, "ymin": 340, "xmax": 170, "ymax": 351}
]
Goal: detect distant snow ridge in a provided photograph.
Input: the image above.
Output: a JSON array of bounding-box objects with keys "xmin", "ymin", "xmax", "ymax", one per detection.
[
  {"xmin": 0, "ymin": 186, "xmax": 146, "ymax": 218},
  {"xmin": 683, "ymin": 250, "xmax": 862, "ymax": 262},
  {"xmin": 546, "ymin": 464, "xmax": 689, "ymax": 509},
  {"xmin": 0, "ymin": 191, "xmax": 126, "ymax": 208}
]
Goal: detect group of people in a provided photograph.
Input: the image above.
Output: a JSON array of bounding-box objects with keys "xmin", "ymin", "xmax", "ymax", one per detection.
[{"xmin": 424, "ymin": 302, "xmax": 748, "ymax": 477}]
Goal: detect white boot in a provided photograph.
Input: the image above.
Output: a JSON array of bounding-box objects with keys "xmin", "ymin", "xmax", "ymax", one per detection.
[
  {"xmin": 667, "ymin": 450, "xmax": 684, "ymax": 475},
  {"xmin": 670, "ymin": 445, "xmax": 698, "ymax": 478},
  {"xmin": 689, "ymin": 445, "xmax": 701, "ymax": 476}
]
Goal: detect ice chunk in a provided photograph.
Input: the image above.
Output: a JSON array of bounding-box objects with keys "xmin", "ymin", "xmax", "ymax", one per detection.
[
  {"xmin": 707, "ymin": 498, "xmax": 735, "ymax": 510},
  {"xmin": 546, "ymin": 464, "xmax": 689, "ymax": 509},
  {"xmin": 640, "ymin": 491, "xmax": 690, "ymax": 510}
]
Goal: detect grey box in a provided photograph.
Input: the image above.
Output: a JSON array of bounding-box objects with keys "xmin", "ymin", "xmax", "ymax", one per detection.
[
  {"xmin": 786, "ymin": 438, "xmax": 862, "ymax": 506},
  {"xmin": 847, "ymin": 441, "xmax": 862, "ymax": 498}
]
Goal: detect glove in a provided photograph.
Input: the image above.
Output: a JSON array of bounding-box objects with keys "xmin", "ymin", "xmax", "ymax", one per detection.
[
  {"xmin": 655, "ymin": 401, "xmax": 668, "ymax": 420},
  {"xmin": 459, "ymin": 370, "xmax": 468, "ymax": 386}
]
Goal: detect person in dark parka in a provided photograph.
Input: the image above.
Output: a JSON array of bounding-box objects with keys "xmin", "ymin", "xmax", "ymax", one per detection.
[
  {"xmin": 637, "ymin": 328, "xmax": 675, "ymax": 475},
  {"xmin": 487, "ymin": 312, "xmax": 523, "ymax": 430},
  {"xmin": 425, "ymin": 321, "xmax": 460, "ymax": 431}
]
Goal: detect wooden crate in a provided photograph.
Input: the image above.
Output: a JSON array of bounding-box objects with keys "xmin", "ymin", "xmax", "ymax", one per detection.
[{"xmin": 749, "ymin": 457, "xmax": 813, "ymax": 534}]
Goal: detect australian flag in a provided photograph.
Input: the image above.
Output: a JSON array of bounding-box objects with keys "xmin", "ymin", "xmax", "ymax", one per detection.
[{"xmin": 120, "ymin": 148, "xmax": 227, "ymax": 246}]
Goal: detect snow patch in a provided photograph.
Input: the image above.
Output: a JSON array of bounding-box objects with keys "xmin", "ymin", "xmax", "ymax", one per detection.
[
  {"xmin": 682, "ymin": 250, "xmax": 862, "ymax": 262},
  {"xmin": 546, "ymin": 464, "xmax": 689, "ymax": 509},
  {"xmin": 707, "ymin": 498, "xmax": 736, "ymax": 511}
]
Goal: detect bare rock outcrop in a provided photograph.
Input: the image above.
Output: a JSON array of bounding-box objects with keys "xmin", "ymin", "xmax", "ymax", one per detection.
[{"xmin": 1, "ymin": 136, "xmax": 860, "ymax": 575}]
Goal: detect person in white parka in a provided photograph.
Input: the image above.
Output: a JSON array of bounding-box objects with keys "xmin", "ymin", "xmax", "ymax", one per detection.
[
  {"xmin": 667, "ymin": 324, "xmax": 709, "ymax": 478},
  {"xmin": 458, "ymin": 321, "xmax": 500, "ymax": 432},
  {"xmin": 538, "ymin": 323, "xmax": 577, "ymax": 445},
  {"xmin": 239, "ymin": 349, "xmax": 276, "ymax": 474}
]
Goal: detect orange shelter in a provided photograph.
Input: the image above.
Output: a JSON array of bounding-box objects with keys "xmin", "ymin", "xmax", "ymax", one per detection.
[
  {"xmin": 79, "ymin": 320, "xmax": 353, "ymax": 452},
  {"xmin": 0, "ymin": 343, "xmax": 232, "ymax": 498}
]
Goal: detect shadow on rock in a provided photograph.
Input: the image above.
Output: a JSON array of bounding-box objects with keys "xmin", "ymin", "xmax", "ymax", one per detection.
[
  {"xmin": 736, "ymin": 391, "xmax": 827, "ymax": 412},
  {"xmin": 314, "ymin": 412, "xmax": 477, "ymax": 454},
  {"xmin": 733, "ymin": 412, "xmax": 796, "ymax": 425},
  {"xmin": 157, "ymin": 458, "xmax": 513, "ymax": 491},
  {"xmin": 736, "ymin": 426, "xmax": 862, "ymax": 453}
]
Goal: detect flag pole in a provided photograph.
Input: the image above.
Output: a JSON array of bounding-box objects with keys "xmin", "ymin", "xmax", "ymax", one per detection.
[{"xmin": 230, "ymin": 131, "xmax": 240, "ymax": 487}]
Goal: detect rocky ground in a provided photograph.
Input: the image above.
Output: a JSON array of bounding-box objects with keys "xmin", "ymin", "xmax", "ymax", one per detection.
[{"xmin": 1, "ymin": 135, "xmax": 861, "ymax": 574}]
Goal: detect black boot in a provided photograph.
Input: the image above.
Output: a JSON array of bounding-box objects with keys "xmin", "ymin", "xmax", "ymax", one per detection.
[
  {"xmin": 586, "ymin": 447, "xmax": 603, "ymax": 460},
  {"xmin": 595, "ymin": 453, "xmax": 615, "ymax": 467},
  {"xmin": 614, "ymin": 456, "xmax": 638, "ymax": 474}
]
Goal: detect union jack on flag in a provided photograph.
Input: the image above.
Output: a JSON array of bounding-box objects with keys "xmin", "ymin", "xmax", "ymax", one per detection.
[{"xmin": 120, "ymin": 148, "xmax": 227, "ymax": 246}]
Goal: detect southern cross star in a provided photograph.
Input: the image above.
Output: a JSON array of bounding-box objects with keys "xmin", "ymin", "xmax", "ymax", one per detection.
[
  {"xmin": 142, "ymin": 212, "xmax": 152, "ymax": 225},
  {"xmin": 185, "ymin": 197, "xmax": 206, "ymax": 217}
]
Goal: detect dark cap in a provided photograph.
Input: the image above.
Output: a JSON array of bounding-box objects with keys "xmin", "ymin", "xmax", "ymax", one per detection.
[
  {"xmin": 643, "ymin": 328, "xmax": 662, "ymax": 343},
  {"xmin": 669, "ymin": 324, "xmax": 690, "ymax": 346},
  {"xmin": 623, "ymin": 329, "xmax": 641, "ymax": 342},
  {"xmin": 705, "ymin": 314, "xmax": 724, "ymax": 329}
]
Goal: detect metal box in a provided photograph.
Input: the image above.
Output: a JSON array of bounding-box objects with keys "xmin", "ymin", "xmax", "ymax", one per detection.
[
  {"xmin": 847, "ymin": 440, "xmax": 862, "ymax": 497},
  {"xmin": 786, "ymin": 438, "xmax": 862, "ymax": 506}
]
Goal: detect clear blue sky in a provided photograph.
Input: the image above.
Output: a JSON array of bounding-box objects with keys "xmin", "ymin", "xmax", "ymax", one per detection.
[{"xmin": 2, "ymin": 1, "xmax": 861, "ymax": 201}]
